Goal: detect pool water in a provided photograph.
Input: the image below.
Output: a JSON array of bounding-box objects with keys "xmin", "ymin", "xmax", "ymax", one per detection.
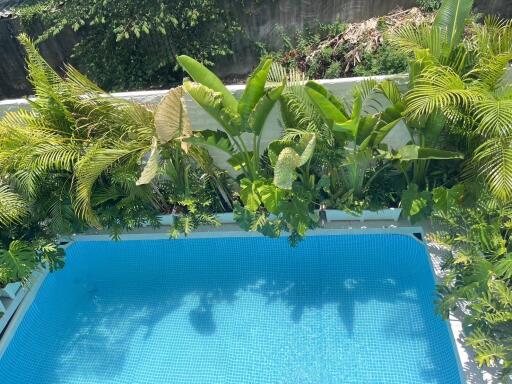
[{"xmin": 0, "ymin": 234, "xmax": 461, "ymax": 383}]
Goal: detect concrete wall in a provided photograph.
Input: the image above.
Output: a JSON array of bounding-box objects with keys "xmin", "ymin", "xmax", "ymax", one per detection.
[{"xmin": 0, "ymin": 74, "xmax": 412, "ymax": 174}]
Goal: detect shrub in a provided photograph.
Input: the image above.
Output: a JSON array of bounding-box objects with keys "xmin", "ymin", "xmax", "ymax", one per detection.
[
  {"xmin": 417, "ymin": 0, "xmax": 442, "ymax": 12},
  {"xmin": 352, "ymin": 42, "xmax": 408, "ymax": 76},
  {"xmin": 18, "ymin": 0, "xmax": 240, "ymax": 91},
  {"xmin": 324, "ymin": 61, "xmax": 342, "ymax": 78}
]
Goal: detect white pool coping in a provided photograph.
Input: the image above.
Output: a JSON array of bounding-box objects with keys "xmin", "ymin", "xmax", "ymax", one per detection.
[{"xmin": 0, "ymin": 223, "xmax": 487, "ymax": 383}]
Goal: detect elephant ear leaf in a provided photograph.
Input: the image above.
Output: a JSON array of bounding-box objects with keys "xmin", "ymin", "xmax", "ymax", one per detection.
[
  {"xmin": 238, "ymin": 58, "xmax": 273, "ymax": 127},
  {"xmin": 177, "ymin": 55, "xmax": 238, "ymax": 112},
  {"xmin": 154, "ymin": 86, "xmax": 192, "ymax": 151},
  {"xmin": 274, "ymin": 148, "xmax": 301, "ymax": 190},
  {"xmin": 136, "ymin": 136, "xmax": 159, "ymax": 186},
  {"xmin": 273, "ymin": 135, "xmax": 316, "ymax": 190}
]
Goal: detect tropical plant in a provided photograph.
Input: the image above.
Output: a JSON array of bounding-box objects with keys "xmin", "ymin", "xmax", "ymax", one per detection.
[
  {"xmin": 177, "ymin": 55, "xmax": 285, "ymax": 181},
  {"xmin": 389, "ymin": 0, "xmax": 476, "ymax": 82},
  {"xmin": 0, "ymin": 34, "xmax": 162, "ymax": 233},
  {"xmin": 0, "ymin": 185, "xmax": 28, "ymax": 228},
  {"xmin": 18, "ymin": 0, "xmax": 239, "ymax": 91},
  {"xmin": 390, "ymin": 3, "xmax": 512, "ymax": 201},
  {"xmin": 177, "ymin": 56, "xmax": 326, "ymax": 243},
  {"xmin": 304, "ymin": 80, "xmax": 399, "ymax": 201},
  {"xmin": 0, "ymin": 239, "xmax": 64, "ymax": 288},
  {"xmin": 431, "ymin": 183, "xmax": 512, "ymax": 379}
]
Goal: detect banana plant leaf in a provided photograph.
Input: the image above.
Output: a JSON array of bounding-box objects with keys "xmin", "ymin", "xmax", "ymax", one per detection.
[
  {"xmin": 434, "ymin": 0, "xmax": 474, "ymax": 51},
  {"xmin": 177, "ymin": 55, "xmax": 238, "ymax": 112},
  {"xmin": 359, "ymin": 118, "xmax": 402, "ymax": 150},
  {"xmin": 305, "ymin": 86, "xmax": 348, "ymax": 124},
  {"xmin": 392, "ymin": 145, "xmax": 464, "ymax": 161},
  {"xmin": 250, "ymin": 82, "xmax": 285, "ymax": 135},
  {"xmin": 238, "ymin": 59, "xmax": 273, "ymax": 129},
  {"xmin": 332, "ymin": 92, "xmax": 362, "ymax": 139},
  {"xmin": 182, "ymin": 81, "xmax": 241, "ymax": 136},
  {"xmin": 305, "ymin": 80, "xmax": 348, "ymax": 117}
]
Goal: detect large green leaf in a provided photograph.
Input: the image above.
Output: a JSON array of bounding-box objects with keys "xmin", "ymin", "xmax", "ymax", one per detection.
[
  {"xmin": 186, "ymin": 130, "xmax": 234, "ymax": 155},
  {"xmin": 332, "ymin": 92, "xmax": 362, "ymax": 139},
  {"xmin": 136, "ymin": 137, "xmax": 159, "ymax": 186},
  {"xmin": 273, "ymin": 135, "xmax": 316, "ymax": 190},
  {"xmin": 434, "ymin": 0, "xmax": 474, "ymax": 50},
  {"xmin": 238, "ymin": 59, "xmax": 273, "ymax": 127},
  {"xmin": 432, "ymin": 184, "xmax": 465, "ymax": 213},
  {"xmin": 0, "ymin": 240, "xmax": 36, "ymax": 282},
  {"xmin": 250, "ymin": 82, "xmax": 284, "ymax": 135},
  {"xmin": 258, "ymin": 184, "xmax": 286, "ymax": 214},
  {"xmin": 305, "ymin": 81, "xmax": 348, "ymax": 116},
  {"xmin": 396, "ymin": 145, "xmax": 464, "ymax": 161},
  {"xmin": 305, "ymin": 85, "xmax": 347, "ymax": 125},
  {"xmin": 359, "ymin": 118, "xmax": 401, "ymax": 150},
  {"xmin": 177, "ymin": 55, "xmax": 238, "ymax": 112},
  {"xmin": 154, "ymin": 86, "xmax": 191, "ymax": 145},
  {"xmin": 400, "ymin": 183, "xmax": 432, "ymax": 223},
  {"xmin": 183, "ymin": 81, "xmax": 241, "ymax": 136},
  {"xmin": 239, "ymin": 178, "xmax": 264, "ymax": 212}
]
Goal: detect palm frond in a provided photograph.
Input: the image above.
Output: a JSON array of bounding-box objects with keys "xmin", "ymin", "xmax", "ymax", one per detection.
[
  {"xmin": 473, "ymin": 137, "xmax": 512, "ymax": 201},
  {"xmin": 405, "ymin": 65, "xmax": 481, "ymax": 119},
  {"xmin": 0, "ymin": 185, "xmax": 28, "ymax": 227},
  {"xmin": 74, "ymin": 144, "xmax": 143, "ymax": 226}
]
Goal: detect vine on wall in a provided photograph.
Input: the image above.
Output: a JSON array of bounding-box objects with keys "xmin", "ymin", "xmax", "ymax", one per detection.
[{"xmin": 17, "ymin": 0, "xmax": 240, "ymax": 91}]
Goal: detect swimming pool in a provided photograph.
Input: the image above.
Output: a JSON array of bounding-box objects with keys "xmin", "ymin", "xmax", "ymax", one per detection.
[{"xmin": 0, "ymin": 234, "xmax": 461, "ymax": 383}]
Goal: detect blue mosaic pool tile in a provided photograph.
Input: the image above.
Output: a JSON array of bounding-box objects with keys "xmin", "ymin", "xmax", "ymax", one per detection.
[{"xmin": 0, "ymin": 234, "xmax": 461, "ymax": 383}]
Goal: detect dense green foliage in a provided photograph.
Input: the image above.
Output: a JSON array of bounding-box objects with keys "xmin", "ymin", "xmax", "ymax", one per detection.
[
  {"xmin": 417, "ymin": 0, "xmax": 442, "ymax": 12},
  {"xmin": 1, "ymin": 0, "xmax": 511, "ymax": 379},
  {"xmin": 431, "ymin": 184, "xmax": 512, "ymax": 377},
  {"xmin": 0, "ymin": 35, "xmax": 229, "ymax": 287},
  {"xmin": 18, "ymin": 0, "xmax": 239, "ymax": 91}
]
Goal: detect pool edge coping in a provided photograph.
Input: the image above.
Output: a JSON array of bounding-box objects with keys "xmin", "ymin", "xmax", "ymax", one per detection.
[{"xmin": 0, "ymin": 225, "xmax": 486, "ymax": 383}]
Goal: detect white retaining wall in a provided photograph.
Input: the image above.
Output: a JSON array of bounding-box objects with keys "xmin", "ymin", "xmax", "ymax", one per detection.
[{"xmin": 0, "ymin": 74, "xmax": 413, "ymax": 173}]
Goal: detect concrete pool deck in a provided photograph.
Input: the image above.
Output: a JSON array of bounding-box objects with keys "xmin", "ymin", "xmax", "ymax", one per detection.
[{"xmin": 0, "ymin": 220, "xmax": 495, "ymax": 383}]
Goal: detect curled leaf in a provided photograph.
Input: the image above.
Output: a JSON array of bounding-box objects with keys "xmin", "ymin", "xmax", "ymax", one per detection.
[
  {"xmin": 154, "ymin": 86, "xmax": 192, "ymax": 151},
  {"xmin": 136, "ymin": 136, "xmax": 159, "ymax": 185}
]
